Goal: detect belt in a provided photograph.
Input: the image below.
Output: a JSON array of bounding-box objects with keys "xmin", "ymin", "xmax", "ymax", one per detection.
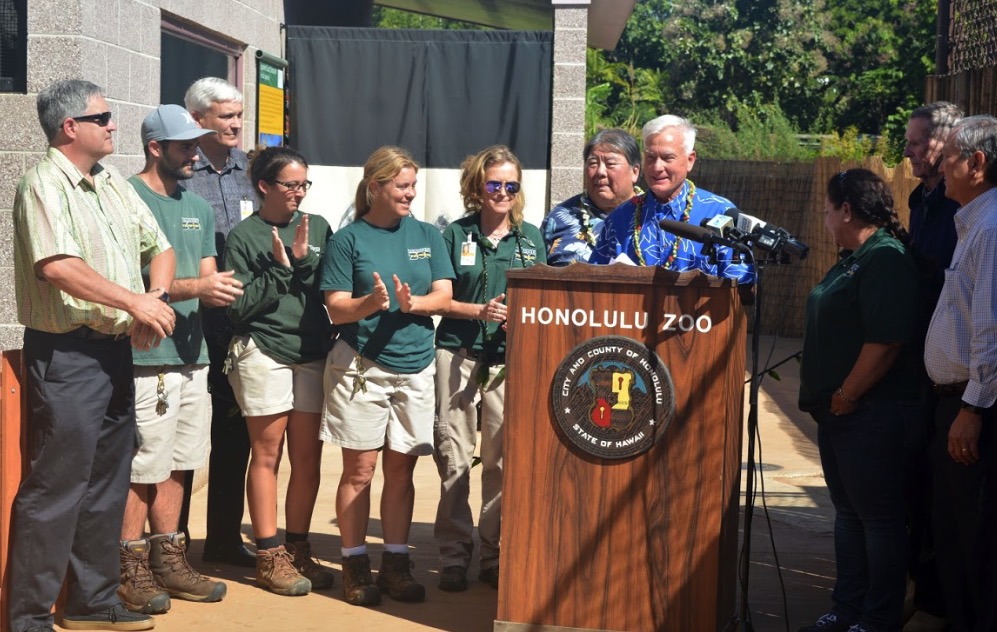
[
  {"xmin": 456, "ymin": 347, "xmax": 505, "ymax": 365},
  {"xmin": 932, "ymin": 381, "xmax": 968, "ymax": 397},
  {"xmin": 65, "ymin": 326, "xmax": 129, "ymax": 342}
]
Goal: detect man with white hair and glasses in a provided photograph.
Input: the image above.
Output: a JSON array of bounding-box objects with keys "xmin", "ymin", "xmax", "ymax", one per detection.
[{"xmin": 181, "ymin": 77, "xmax": 259, "ymax": 567}]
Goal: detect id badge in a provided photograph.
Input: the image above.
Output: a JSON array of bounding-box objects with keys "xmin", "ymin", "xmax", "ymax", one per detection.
[
  {"xmin": 240, "ymin": 198, "xmax": 254, "ymax": 221},
  {"xmin": 460, "ymin": 237, "xmax": 477, "ymax": 266}
]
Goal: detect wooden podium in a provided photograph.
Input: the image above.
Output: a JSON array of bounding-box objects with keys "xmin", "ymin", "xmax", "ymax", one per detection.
[{"xmin": 496, "ymin": 264, "xmax": 746, "ymax": 632}]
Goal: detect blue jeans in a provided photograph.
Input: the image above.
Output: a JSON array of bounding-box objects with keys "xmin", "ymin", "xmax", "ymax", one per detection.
[{"xmin": 813, "ymin": 399, "xmax": 909, "ymax": 631}]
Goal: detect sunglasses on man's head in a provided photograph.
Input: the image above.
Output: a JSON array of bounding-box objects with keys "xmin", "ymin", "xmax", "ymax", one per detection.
[
  {"xmin": 484, "ymin": 180, "xmax": 520, "ymax": 195},
  {"xmin": 72, "ymin": 111, "xmax": 113, "ymax": 126}
]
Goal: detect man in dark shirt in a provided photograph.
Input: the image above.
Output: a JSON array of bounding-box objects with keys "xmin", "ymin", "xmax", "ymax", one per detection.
[
  {"xmin": 902, "ymin": 101, "xmax": 963, "ymax": 632},
  {"xmin": 181, "ymin": 77, "xmax": 259, "ymax": 568}
]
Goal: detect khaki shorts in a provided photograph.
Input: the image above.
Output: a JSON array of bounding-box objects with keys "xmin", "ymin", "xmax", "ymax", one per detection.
[
  {"xmin": 321, "ymin": 339, "xmax": 436, "ymax": 455},
  {"xmin": 132, "ymin": 364, "xmax": 211, "ymax": 484},
  {"xmin": 227, "ymin": 335, "xmax": 325, "ymax": 417}
]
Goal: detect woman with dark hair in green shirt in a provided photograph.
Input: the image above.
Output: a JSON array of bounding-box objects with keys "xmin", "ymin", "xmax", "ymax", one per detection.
[
  {"xmin": 223, "ymin": 146, "xmax": 334, "ymax": 597},
  {"xmin": 798, "ymin": 169, "xmax": 919, "ymax": 632}
]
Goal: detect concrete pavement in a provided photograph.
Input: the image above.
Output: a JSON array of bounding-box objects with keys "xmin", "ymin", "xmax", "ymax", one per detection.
[{"xmin": 53, "ymin": 336, "xmax": 836, "ymax": 632}]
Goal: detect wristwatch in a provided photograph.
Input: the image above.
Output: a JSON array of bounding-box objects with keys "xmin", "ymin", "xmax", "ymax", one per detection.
[
  {"xmin": 158, "ymin": 291, "xmax": 170, "ymax": 304},
  {"xmin": 960, "ymin": 401, "xmax": 985, "ymax": 414}
]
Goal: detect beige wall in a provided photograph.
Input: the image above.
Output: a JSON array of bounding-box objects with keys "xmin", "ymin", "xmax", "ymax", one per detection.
[{"xmin": 0, "ymin": 0, "xmax": 284, "ymax": 350}]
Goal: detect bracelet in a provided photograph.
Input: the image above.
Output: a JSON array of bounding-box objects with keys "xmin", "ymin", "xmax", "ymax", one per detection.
[{"xmin": 835, "ymin": 386, "xmax": 856, "ymax": 404}]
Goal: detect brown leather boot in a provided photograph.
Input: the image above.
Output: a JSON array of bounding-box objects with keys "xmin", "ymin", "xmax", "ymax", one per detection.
[
  {"xmin": 285, "ymin": 541, "xmax": 335, "ymax": 590},
  {"xmin": 118, "ymin": 539, "xmax": 171, "ymax": 614},
  {"xmin": 341, "ymin": 554, "xmax": 380, "ymax": 606},
  {"xmin": 149, "ymin": 533, "xmax": 227, "ymax": 602},
  {"xmin": 377, "ymin": 551, "xmax": 425, "ymax": 602},
  {"xmin": 256, "ymin": 546, "xmax": 311, "ymax": 596}
]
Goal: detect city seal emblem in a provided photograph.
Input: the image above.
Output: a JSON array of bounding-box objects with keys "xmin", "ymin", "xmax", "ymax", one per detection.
[{"xmin": 550, "ymin": 335, "xmax": 675, "ymax": 459}]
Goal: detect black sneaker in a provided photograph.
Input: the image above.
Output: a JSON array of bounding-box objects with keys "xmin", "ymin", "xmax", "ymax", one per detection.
[
  {"xmin": 438, "ymin": 565, "xmax": 468, "ymax": 592},
  {"xmin": 61, "ymin": 603, "xmax": 154, "ymax": 630},
  {"xmin": 798, "ymin": 612, "xmax": 855, "ymax": 632},
  {"xmin": 478, "ymin": 565, "xmax": 499, "ymax": 589},
  {"xmin": 201, "ymin": 543, "xmax": 257, "ymax": 568}
]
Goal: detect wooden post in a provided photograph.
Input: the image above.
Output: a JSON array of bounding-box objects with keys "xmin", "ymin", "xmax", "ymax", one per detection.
[{"xmin": 1, "ymin": 350, "xmax": 27, "ymax": 632}]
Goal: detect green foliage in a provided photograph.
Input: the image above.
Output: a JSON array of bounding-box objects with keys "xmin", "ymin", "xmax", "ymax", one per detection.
[
  {"xmin": 586, "ymin": 0, "xmax": 937, "ymax": 161},
  {"xmin": 818, "ymin": 127, "xmax": 885, "ymax": 162},
  {"xmin": 661, "ymin": 0, "xmax": 829, "ymax": 130},
  {"xmin": 370, "ymin": 7, "xmax": 482, "ymax": 29},
  {"xmin": 585, "ymin": 49, "xmax": 663, "ymax": 138},
  {"xmin": 819, "ymin": 0, "xmax": 935, "ymax": 136},
  {"xmin": 692, "ymin": 101, "xmax": 815, "ymax": 161}
]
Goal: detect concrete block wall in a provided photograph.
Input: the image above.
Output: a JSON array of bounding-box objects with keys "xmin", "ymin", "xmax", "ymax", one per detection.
[
  {"xmin": 0, "ymin": 0, "xmax": 284, "ymax": 350},
  {"xmin": 549, "ymin": 2, "xmax": 589, "ymax": 209}
]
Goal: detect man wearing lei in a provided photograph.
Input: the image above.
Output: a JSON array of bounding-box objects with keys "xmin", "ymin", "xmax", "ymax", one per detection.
[
  {"xmin": 588, "ymin": 114, "xmax": 754, "ymax": 286},
  {"xmin": 543, "ymin": 129, "xmax": 641, "ymax": 266}
]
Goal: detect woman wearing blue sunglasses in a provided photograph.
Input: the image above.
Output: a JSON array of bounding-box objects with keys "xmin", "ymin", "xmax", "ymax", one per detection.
[{"xmin": 432, "ymin": 145, "xmax": 546, "ymax": 593}]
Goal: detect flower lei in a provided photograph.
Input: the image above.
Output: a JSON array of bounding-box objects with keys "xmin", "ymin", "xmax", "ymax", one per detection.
[
  {"xmin": 578, "ymin": 186, "xmax": 643, "ymax": 247},
  {"xmin": 633, "ymin": 181, "xmax": 695, "ymax": 268}
]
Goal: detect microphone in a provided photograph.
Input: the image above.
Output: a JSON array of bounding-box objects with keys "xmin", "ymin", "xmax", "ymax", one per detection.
[
  {"xmin": 658, "ymin": 218, "xmax": 718, "ymax": 244},
  {"xmin": 701, "ymin": 213, "xmax": 736, "ymax": 237},
  {"xmin": 723, "ymin": 208, "xmax": 809, "ymax": 261},
  {"xmin": 658, "ymin": 217, "xmax": 751, "ymax": 255}
]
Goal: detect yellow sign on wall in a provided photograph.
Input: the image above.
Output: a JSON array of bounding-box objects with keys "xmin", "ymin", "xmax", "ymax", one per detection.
[{"xmin": 257, "ymin": 52, "xmax": 287, "ymax": 147}]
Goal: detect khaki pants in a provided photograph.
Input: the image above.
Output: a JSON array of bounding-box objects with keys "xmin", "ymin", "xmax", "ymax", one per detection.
[{"xmin": 432, "ymin": 347, "xmax": 505, "ymax": 570}]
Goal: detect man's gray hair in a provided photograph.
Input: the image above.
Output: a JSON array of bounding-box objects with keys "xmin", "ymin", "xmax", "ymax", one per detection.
[
  {"xmin": 950, "ymin": 115, "xmax": 997, "ymax": 185},
  {"xmin": 184, "ymin": 77, "xmax": 243, "ymax": 114},
  {"xmin": 641, "ymin": 114, "xmax": 696, "ymax": 154},
  {"xmin": 37, "ymin": 79, "xmax": 103, "ymax": 142},
  {"xmin": 910, "ymin": 101, "xmax": 964, "ymax": 143},
  {"xmin": 584, "ymin": 129, "xmax": 641, "ymax": 168}
]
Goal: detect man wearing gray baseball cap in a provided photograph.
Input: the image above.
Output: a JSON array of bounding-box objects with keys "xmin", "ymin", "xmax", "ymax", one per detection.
[{"xmin": 117, "ymin": 104, "xmax": 242, "ymax": 614}]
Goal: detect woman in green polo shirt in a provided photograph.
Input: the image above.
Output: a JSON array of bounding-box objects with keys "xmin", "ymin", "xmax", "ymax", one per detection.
[
  {"xmin": 432, "ymin": 145, "xmax": 545, "ymax": 593},
  {"xmin": 223, "ymin": 146, "xmax": 335, "ymax": 597},
  {"xmin": 798, "ymin": 169, "xmax": 919, "ymax": 632},
  {"xmin": 319, "ymin": 146, "xmax": 455, "ymax": 607}
]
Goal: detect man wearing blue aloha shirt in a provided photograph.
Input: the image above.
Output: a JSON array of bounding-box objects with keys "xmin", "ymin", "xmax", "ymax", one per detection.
[
  {"xmin": 543, "ymin": 129, "xmax": 640, "ymax": 266},
  {"xmin": 588, "ymin": 115, "xmax": 754, "ymax": 285}
]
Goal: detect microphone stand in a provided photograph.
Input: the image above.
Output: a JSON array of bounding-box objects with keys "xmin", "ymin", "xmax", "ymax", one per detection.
[
  {"xmin": 695, "ymin": 232, "xmax": 762, "ymax": 631},
  {"xmin": 734, "ymin": 251, "xmax": 764, "ymax": 632}
]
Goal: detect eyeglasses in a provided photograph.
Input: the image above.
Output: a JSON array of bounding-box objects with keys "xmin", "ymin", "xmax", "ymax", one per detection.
[
  {"xmin": 273, "ymin": 179, "xmax": 313, "ymax": 192},
  {"xmin": 72, "ymin": 111, "xmax": 113, "ymax": 126},
  {"xmin": 484, "ymin": 180, "xmax": 520, "ymax": 195}
]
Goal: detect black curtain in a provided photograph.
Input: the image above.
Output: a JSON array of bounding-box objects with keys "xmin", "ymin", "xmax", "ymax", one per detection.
[{"xmin": 286, "ymin": 26, "xmax": 552, "ymax": 170}]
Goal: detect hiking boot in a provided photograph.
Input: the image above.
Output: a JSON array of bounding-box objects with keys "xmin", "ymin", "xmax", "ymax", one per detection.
[
  {"xmin": 438, "ymin": 565, "xmax": 468, "ymax": 592},
  {"xmin": 342, "ymin": 554, "xmax": 380, "ymax": 606},
  {"xmin": 118, "ymin": 539, "xmax": 171, "ymax": 614},
  {"xmin": 61, "ymin": 603, "xmax": 154, "ymax": 630},
  {"xmin": 256, "ymin": 546, "xmax": 311, "ymax": 596},
  {"xmin": 478, "ymin": 565, "xmax": 500, "ymax": 589},
  {"xmin": 798, "ymin": 612, "xmax": 855, "ymax": 632},
  {"xmin": 377, "ymin": 551, "xmax": 425, "ymax": 602},
  {"xmin": 286, "ymin": 541, "xmax": 335, "ymax": 590},
  {"xmin": 148, "ymin": 533, "xmax": 227, "ymax": 603}
]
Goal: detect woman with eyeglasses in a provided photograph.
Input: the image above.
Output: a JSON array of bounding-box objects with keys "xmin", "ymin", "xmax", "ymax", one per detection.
[
  {"xmin": 433, "ymin": 145, "xmax": 545, "ymax": 593},
  {"xmin": 798, "ymin": 169, "xmax": 919, "ymax": 632},
  {"xmin": 222, "ymin": 146, "xmax": 335, "ymax": 597},
  {"xmin": 319, "ymin": 146, "xmax": 454, "ymax": 607}
]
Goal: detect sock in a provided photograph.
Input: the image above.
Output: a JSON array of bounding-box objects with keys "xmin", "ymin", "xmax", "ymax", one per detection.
[
  {"xmin": 383, "ymin": 543, "xmax": 409, "ymax": 554},
  {"xmin": 342, "ymin": 544, "xmax": 367, "ymax": 558},
  {"xmin": 256, "ymin": 535, "xmax": 280, "ymax": 551},
  {"xmin": 285, "ymin": 531, "xmax": 308, "ymax": 544}
]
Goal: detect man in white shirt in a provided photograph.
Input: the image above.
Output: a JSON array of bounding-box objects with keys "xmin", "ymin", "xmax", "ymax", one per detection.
[{"xmin": 923, "ymin": 114, "xmax": 997, "ymax": 632}]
